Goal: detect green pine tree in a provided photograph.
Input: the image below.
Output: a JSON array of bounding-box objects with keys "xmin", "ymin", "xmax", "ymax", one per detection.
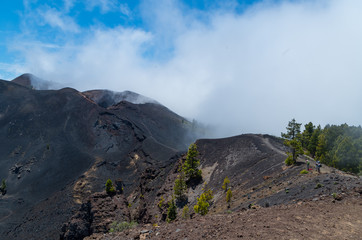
[
  {"xmin": 183, "ymin": 143, "xmax": 202, "ymax": 180},
  {"xmin": 174, "ymin": 172, "xmax": 187, "ymax": 201},
  {"xmin": 316, "ymin": 133, "xmax": 328, "ymax": 163},
  {"xmin": 167, "ymin": 197, "xmax": 177, "ymax": 222},
  {"xmin": 105, "ymin": 179, "xmax": 116, "ymax": 194},
  {"xmin": 302, "ymin": 122, "xmax": 315, "ymax": 149},
  {"xmin": 226, "ymin": 188, "xmax": 232, "ymax": 208},
  {"xmin": 181, "ymin": 205, "xmax": 189, "ymax": 219},
  {"xmin": 201, "ymin": 182, "xmax": 213, "ymax": 203},
  {"xmin": 281, "ymin": 119, "xmax": 304, "ymax": 164},
  {"xmin": 222, "ymin": 176, "xmax": 230, "ymax": 192},
  {"xmin": 307, "ymin": 125, "xmax": 321, "ymax": 157},
  {"xmin": 194, "ymin": 193, "xmax": 210, "ymax": 216},
  {"xmin": 332, "ymin": 136, "xmax": 359, "ymax": 173}
]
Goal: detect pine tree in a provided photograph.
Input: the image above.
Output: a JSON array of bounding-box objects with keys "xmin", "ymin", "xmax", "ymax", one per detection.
[
  {"xmin": 332, "ymin": 136, "xmax": 359, "ymax": 173},
  {"xmin": 302, "ymin": 122, "xmax": 315, "ymax": 149},
  {"xmin": 222, "ymin": 176, "xmax": 230, "ymax": 192},
  {"xmin": 174, "ymin": 172, "xmax": 187, "ymax": 201},
  {"xmin": 316, "ymin": 133, "xmax": 328, "ymax": 163},
  {"xmin": 105, "ymin": 179, "xmax": 116, "ymax": 194},
  {"xmin": 181, "ymin": 205, "xmax": 189, "ymax": 219},
  {"xmin": 226, "ymin": 188, "xmax": 232, "ymax": 208},
  {"xmin": 194, "ymin": 193, "xmax": 210, "ymax": 216},
  {"xmin": 307, "ymin": 125, "xmax": 321, "ymax": 157},
  {"xmin": 281, "ymin": 119, "xmax": 304, "ymax": 164},
  {"xmin": 201, "ymin": 182, "xmax": 213, "ymax": 203},
  {"xmin": 183, "ymin": 143, "xmax": 202, "ymax": 180},
  {"xmin": 167, "ymin": 197, "xmax": 177, "ymax": 222}
]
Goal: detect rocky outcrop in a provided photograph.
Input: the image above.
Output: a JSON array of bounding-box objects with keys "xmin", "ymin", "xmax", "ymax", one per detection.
[{"xmin": 61, "ymin": 192, "xmax": 130, "ymax": 240}]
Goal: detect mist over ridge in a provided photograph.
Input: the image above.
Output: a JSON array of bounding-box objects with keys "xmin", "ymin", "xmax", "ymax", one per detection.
[{"xmin": 1, "ymin": 0, "xmax": 362, "ymax": 137}]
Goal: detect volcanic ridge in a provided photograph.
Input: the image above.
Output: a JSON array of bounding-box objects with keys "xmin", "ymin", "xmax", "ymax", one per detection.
[{"xmin": 0, "ymin": 74, "xmax": 360, "ymax": 240}]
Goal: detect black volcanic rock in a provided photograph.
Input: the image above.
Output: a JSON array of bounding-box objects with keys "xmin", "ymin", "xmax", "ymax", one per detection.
[
  {"xmin": 11, "ymin": 73, "xmax": 33, "ymax": 88},
  {"xmin": 196, "ymin": 134, "xmax": 288, "ymax": 190},
  {"xmin": 60, "ymin": 191, "xmax": 131, "ymax": 240},
  {"xmin": 0, "ymin": 76, "xmax": 196, "ymax": 239}
]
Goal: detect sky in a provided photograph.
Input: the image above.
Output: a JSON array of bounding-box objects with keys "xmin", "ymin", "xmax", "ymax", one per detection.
[{"xmin": 0, "ymin": 0, "xmax": 361, "ymax": 138}]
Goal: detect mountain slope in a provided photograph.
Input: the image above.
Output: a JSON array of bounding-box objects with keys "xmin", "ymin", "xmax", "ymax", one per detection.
[
  {"xmin": 85, "ymin": 134, "xmax": 361, "ymax": 240},
  {"xmin": 0, "ymin": 77, "xmax": 195, "ymax": 239},
  {"xmin": 1, "ymin": 75, "xmax": 360, "ymax": 240}
]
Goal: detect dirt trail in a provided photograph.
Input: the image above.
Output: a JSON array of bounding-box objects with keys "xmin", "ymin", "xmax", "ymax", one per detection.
[
  {"xmin": 298, "ymin": 156, "xmax": 354, "ymax": 176},
  {"xmin": 262, "ymin": 137, "xmax": 287, "ymax": 156}
]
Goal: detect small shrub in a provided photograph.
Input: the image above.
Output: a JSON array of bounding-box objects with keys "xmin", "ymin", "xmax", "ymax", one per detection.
[
  {"xmin": 201, "ymin": 183, "xmax": 213, "ymax": 203},
  {"xmin": 174, "ymin": 173, "xmax": 187, "ymax": 201},
  {"xmin": 285, "ymin": 154, "xmax": 294, "ymax": 166},
  {"xmin": 300, "ymin": 169, "xmax": 308, "ymax": 174},
  {"xmin": 181, "ymin": 205, "xmax": 189, "ymax": 219},
  {"xmin": 167, "ymin": 198, "xmax": 177, "ymax": 222},
  {"xmin": 222, "ymin": 177, "xmax": 230, "ymax": 192},
  {"xmin": 128, "ymin": 203, "xmax": 132, "ymax": 208},
  {"xmin": 315, "ymin": 183, "xmax": 324, "ymax": 189},
  {"xmin": 109, "ymin": 221, "xmax": 137, "ymax": 233},
  {"xmin": 194, "ymin": 193, "xmax": 210, "ymax": 215},
  {"xmin": 105, "ymin": 179, "xmax": 116, "ymax": 194},
  {"xmin": 226, "ymin": 188, "xmax": 232, "ymax": 207},
  {"xmin": 332, "ymin": 192, "xmax": 342, "ymax": 201},
  {"xmin": 203, "ymin": 189, "xmax": 213, "ymax": 203},
  {"xmin": 158, "ymin": 196, "xmax": 164, "ymax": 209}
]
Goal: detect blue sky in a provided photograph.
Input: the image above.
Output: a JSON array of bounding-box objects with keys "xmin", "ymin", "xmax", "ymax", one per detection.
[
  {"xmin": 0, "ymin": 0, "xmax": 361, "ymax": 137},
  {"xmin": 0, "ymin": 0, "xmax": 263, "ymax": 75}
]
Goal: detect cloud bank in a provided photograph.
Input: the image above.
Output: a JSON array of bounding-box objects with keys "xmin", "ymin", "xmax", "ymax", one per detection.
[{"xmin": 5, "ymin": 0, "xmax": 362, "ymax": 137}]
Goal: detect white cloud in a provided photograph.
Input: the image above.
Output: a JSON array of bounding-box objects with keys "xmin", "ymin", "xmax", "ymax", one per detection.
[
  {"xmin": 39, "ymin": 7, "xmax": 80, "ymax": 32},
  {"xmin": 85, "ymin": 0, "xmax": 118, "ymax": 13},
  {"xmin": 120, "ymin": 3, "xmax": 132, "ymax": 17},
  {"xmin": 63, "ymin": 0, "xmax": 75, "ymax": 12},
  {"xmin": 9, "ymin": 0, "xmax": 362, "ymax": 137}
]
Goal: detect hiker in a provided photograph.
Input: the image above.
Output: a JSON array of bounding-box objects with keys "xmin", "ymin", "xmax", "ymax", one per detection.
[
  {"xmin": 306, "ymin": 160, "xmax": 310, "ymax": 171},
  {"xmin": 316, "ymin": 160, "xmax": 321, "ymax": 173}
]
